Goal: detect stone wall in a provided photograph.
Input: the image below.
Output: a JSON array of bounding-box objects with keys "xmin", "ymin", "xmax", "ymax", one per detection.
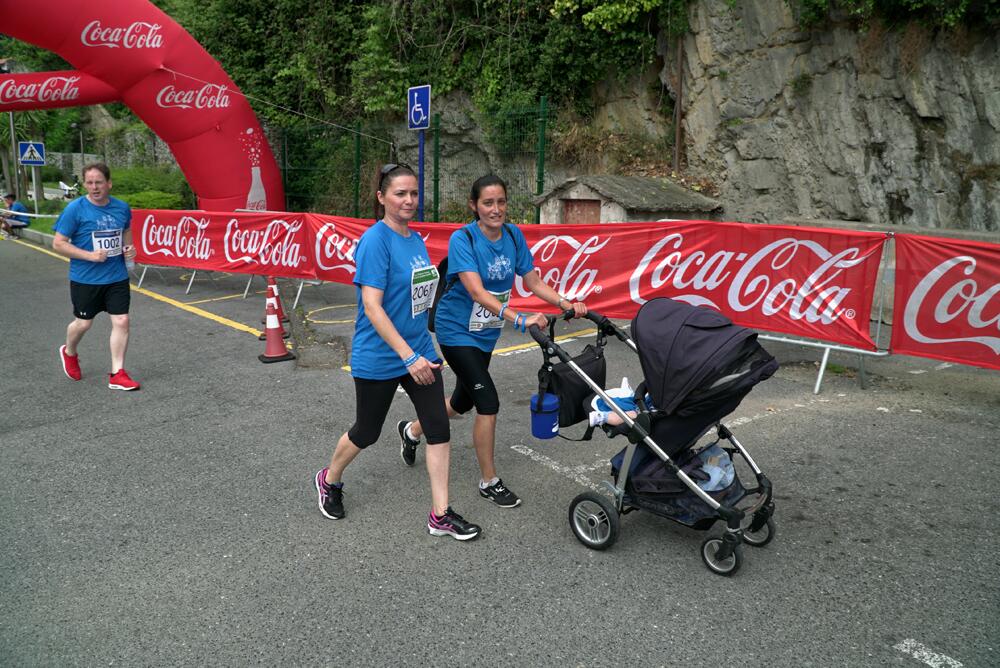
[{"xmin": 670, "ymin": 0, "xmax": 999, "ymax": 231}]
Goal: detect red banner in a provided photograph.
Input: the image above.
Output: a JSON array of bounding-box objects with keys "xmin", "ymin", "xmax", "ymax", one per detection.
[
  {"xmin": 209, "ymin": 213, "xmax": 886, "ymax": 350},
  {"xmin": 891, "ymin": 234, "xmax": 1000, "ymax": 370},
  {"xmin": 134, "ymin": 209, "xmax": 314, "ymax": 278},
  {"xmin": 0, "ymin": 70, "xmax": 119, "ymax": 111}
]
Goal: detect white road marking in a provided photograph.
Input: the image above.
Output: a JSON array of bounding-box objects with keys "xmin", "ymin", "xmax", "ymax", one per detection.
[
  {"xmin": 514, "ymin": 394, "xmax": 846, "ymax": 489},
  {"xmin": 893, "ymin": 639, "xmax": 962, "ymax": 667},
  {"xmin": 510, "ymin": 444, "xmax": 603, "ymax": 492}
]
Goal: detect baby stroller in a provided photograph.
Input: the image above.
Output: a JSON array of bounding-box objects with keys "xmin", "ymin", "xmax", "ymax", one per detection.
[{"xmin": 530, "ymin": 297, "xmax": 779, "ymax": 575}]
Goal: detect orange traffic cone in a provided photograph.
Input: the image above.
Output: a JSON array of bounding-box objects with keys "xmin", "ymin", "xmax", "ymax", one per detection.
[
  {"xmin": 259, "ymin": 287, "xmax": 290, "ymax": 341},
  {"xmin": 261, "ymin": 277, "xmax": 290, "ymax": 324},
  {"xmin": 271, "ymin": 277, "xmax": 290, "ymax": 323},
  {"xmin": 259, "ymin": 301, "xmax": 296, "ymax": 364}
]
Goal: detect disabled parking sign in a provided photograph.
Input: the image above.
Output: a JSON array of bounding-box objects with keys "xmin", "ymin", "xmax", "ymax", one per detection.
[{"xmin": 407, "ymin": 85, "xmax": 430, "ymax": 130}]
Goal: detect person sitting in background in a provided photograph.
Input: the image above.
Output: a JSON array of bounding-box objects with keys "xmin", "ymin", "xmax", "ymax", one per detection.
[{"xmin": 1, "ymin": 193, "xmax": 30, "ymax": 238}]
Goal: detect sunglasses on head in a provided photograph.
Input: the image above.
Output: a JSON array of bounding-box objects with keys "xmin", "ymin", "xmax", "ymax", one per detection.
[{"xmin": 378, "ymin": 163, "xmax": 412, "ymax": 190}]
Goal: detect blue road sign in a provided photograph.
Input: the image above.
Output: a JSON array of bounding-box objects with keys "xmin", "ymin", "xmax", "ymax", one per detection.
[
  {"xmin": 18, "ymin": 141, "xmax": 46, "ymax": 166},
  {"xmin": 407, "ymin": 85, "xmax": 431, "ymax": 131}
]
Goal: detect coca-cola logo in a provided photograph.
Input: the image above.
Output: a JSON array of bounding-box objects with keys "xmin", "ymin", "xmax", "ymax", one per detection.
[
  {"xmin": 314, "ymin": 222, "xmax": 359, "ymax": 273},
  {"xmin": 81, "ymin": 20, "xmax": 163, "ymax": 49},
  {"xmin": 514, "ymin": 235, "xmax": 607, "ymax": 300},
  {"xmin": 629, "ymin": 234, "xmax": 871, "ymax": 324},
  {"xmin": 0, "ymin": 76, "xmax": 81, "ymax": 106},
  {"xmin": 225, "ymin": 218, "xmax": 306, "ymax": 269},
  {"xmin": 903, "ymin": 255, "xmax": 1000, "ymax": 354},
  {"xmin": 156, "ymin": 84, "xmax": 230, "ymax": 110},
  {"xmin": 140, "ymin": 214, "xmax": 213, "ymax": 260}
]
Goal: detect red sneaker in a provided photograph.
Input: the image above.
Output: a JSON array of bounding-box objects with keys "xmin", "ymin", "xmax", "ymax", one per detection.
[
  {"xmin": 108, "ymin": 369, "xmax": 140, "ymax": 391},
  {"xmin": 59, "ymin": 345, "xmax": 82, "ymax": 381}
]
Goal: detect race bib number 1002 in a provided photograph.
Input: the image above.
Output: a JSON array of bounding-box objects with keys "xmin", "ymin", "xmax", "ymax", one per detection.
[{"xmin": 92, "ymin": 229, "xmax": 123, "ymax": 256}]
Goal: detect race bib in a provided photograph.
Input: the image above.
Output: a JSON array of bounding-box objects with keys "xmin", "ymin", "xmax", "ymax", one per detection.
[
  {"xmin": 92, "ymin": 229, "xmax": 123, "ymax": 256},
  {"xmin": 469, "ymin": 290, "xmax": 510, "ymax": 331},
  {"xmin": 410, "ymin": 265, "xmax": 439, "ymax": 317}
]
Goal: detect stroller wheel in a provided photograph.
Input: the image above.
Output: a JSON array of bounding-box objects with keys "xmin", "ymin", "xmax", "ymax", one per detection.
[
  {"xmin": 741, "ymin": 516, "xmax": 775, "ymax": 547},
  {"xmin": 700, "ymin": 537, "xmax": 743, "ymax": 576},
  {"xmin": 569, "ymin": 492, "xmax": 620, "ymax": 550}
]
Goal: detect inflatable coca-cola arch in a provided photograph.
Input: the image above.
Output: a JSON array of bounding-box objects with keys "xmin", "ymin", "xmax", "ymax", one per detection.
[{"xmin": 0, "ymin": 0, "xmax": 283, "ymax": 212}]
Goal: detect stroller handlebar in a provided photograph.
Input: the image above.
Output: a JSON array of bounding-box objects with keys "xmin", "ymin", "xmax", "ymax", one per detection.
[{"xmin": 528, "ymin": 323, "xmax": 550, "ymax": 346}]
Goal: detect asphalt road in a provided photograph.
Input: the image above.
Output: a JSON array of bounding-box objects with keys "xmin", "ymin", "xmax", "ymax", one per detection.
[{"xmin": 1, "ymin": 236, "xmax": 998, "ymax": 667}]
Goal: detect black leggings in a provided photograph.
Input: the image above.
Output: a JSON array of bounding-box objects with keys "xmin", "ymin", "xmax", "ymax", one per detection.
[
  {"xmin": 348, "ymin": 369, "xmax": 450, "ymax": 447},
  {"xmin": 440, "ymin": 345, "xmax": 499, "ymax": 416}
]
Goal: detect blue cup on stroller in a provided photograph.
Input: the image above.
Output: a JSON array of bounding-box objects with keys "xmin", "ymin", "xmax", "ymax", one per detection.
[{"xmin": 530, "ymin": 393, "xmax": 560, "ymax": 439}]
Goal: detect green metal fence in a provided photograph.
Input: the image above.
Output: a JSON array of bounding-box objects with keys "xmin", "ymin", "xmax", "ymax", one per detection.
[{"xmin": 269, "ymin": 97, "xmax": 552, "ymax": 223}]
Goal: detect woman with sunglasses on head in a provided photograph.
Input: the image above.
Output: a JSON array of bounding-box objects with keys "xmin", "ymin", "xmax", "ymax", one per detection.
[
  {"xmin": 314, "ymin": 163, "xmax": 480, "ymax": 541},
  {"xmin": 397, "ymin": 174, "xmax": 587, "ymax": 508}
]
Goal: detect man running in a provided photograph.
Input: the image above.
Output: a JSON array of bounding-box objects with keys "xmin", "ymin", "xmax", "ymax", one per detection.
[{"xmin": 52, "ymin": 163, "xmax": 140, "ymax": 391}]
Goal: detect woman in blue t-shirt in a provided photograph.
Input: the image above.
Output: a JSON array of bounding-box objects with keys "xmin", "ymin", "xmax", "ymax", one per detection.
[
  {"xmin": 314, "ymin": 164, "xmax": 480, "ymax": 541},
  {"xmin": 398, "ymin": 175, "xmax": 587, "ymax": 508}
]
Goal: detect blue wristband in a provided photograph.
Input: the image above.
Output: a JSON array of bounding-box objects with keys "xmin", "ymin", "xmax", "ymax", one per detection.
[
  {"xmin": 498, "ymin": 304, "xmax": 507, "ymax": 321},
  {"xmin": 403, "ymin": 353, "xmax": 419, "ymax": 367}
]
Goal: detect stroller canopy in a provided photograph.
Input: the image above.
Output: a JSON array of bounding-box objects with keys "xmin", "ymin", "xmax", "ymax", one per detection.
[{"xmin": 631, "ymin": 298, "xmax": 768, "ymax": 416}]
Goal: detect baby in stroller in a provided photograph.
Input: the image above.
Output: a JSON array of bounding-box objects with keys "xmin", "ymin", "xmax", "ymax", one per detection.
[{"xmin": 529, "ymin": 297, "xmax": 778, "ymax": 576}]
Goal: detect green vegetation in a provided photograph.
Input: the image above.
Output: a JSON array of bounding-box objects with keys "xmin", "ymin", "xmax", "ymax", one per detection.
[
  {"xmin": 118, "ymin": 190, "xmax": 184, "ymax": 210},
  {"xmin": 111, "ymin": 166, "xmax": 195, "ymax": 210}
]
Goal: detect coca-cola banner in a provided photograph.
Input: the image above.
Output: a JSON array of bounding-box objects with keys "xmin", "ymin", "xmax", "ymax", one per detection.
[
  {"xmin": 135, "ymin": 209, "xmax": 314, "ymax": 278},
  {"xmin": 309, "ymin": 214, "xmax": 887, "ymax": 350},
  {"xmin": 892, "ymin": 234, "xmax": 1000, "ymax": 370},
  {"xmin": 1, "ymin": 0, "xmax": 283, "ymax": 212},
  {"xmin": 0, "ymin": 71, "xmax": 119, "ymax": 111}
]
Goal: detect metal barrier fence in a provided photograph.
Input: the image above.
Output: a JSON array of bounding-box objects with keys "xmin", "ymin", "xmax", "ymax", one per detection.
[{"xmin": 268, "ymin": 97, "xmax": 553, "ymax": 224}]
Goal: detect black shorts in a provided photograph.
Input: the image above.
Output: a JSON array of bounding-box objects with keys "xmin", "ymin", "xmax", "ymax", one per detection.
[
  {"xmin": 348, "ymin": 369, "xmax": 451, "ymax": 448},
  {"xmin": 440, "ymin": 345, "xmax": 499, "ymax": 416},
  {"xmin": 70, "ymin": 279, "xmax": 131, "ymax": 320}
]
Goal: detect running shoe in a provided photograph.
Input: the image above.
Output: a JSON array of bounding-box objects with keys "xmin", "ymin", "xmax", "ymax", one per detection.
[
  {"xmin": 59, "ymin": 345, "xmax": 82, "ymax": 381},
  {"xmin": 397, "ymin": 420, "xmax": 419, "ymax": 466},
  {"xmin": 314, "ymin": 468, "xmax": 344, "ymax": 520},
  {"xmin": 427, "ymin": 507, "xmax": 481, "ymax": 541},
  {"xmin": 480, "ymin": 478, "xmax": 522, "ymax": 508},
  {"xmin": 108, "ymin": 369, "xmax": 140, "ymax": 391}
]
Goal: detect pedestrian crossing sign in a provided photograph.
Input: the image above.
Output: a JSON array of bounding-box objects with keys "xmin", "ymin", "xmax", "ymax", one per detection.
[{"xmin": 18, "ymin": 141, "xmax": 46, "ymax": 166}]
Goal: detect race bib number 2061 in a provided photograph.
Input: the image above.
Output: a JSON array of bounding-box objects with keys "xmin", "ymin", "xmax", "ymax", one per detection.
[{"xmin": 410, "ymin": 265, "xmax": 440, "ymax": 317}]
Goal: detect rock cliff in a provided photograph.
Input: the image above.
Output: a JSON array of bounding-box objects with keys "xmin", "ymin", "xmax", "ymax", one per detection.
[{"xmin": 670, "ymin": 0, "xmax": 999, "ymax": 230}]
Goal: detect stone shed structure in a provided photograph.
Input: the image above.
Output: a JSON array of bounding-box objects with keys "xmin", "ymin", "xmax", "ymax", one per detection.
[{"xmin": 533, "ymin": 175, "xmax": 722, "ymax": 225}]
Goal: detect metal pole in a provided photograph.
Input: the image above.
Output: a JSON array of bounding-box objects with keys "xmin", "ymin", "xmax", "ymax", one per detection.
[
  {"xmin": 535, "ymin": 96, "xmax": 548, "ymax": 225},
  {"xmin": 8, "ymin": 112, "xmax": 19, "ymax": 200},
  {"xmin": 673, "ymin": 38, "xmax": 683, "ymax": 171},
  {"xmin": 281, "ymin": 127, "xmax": 289, "ymax": 211},
  {"xmin": 417, "ymin": 129, "xmax": 425, "ymax": 221},
  {"xmin": 432, "ymin": 113, "xmax": 440, "ymax": 222},
  {"xmin": 353, "ymin": 121, "xmax": 361, "ymax": 218}
]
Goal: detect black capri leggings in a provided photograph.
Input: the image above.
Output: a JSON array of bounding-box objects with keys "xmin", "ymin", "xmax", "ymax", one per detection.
[
  {"xmin": 440, "ymin": 345, "xmax": 499, "ymax": 416},
  {"xmin": 348, "ymin": 369, "xmax": 450, "ymax": 448}
]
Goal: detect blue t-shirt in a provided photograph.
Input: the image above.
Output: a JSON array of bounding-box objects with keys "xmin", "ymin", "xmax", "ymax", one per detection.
[
  {"xmin": 433, "ymin": 221, "xmax": 534, "ymax": 351},
  {"xmin": 350, "ymin": 221, "xmax": 440, "ymax": 380},
  {"xmin": 8, "ymin": 201, "xmax": 29, "ymax": 225},
  {"xmin": 55, "ymin": 196, "xmax": 131, "ymax": 285}
]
